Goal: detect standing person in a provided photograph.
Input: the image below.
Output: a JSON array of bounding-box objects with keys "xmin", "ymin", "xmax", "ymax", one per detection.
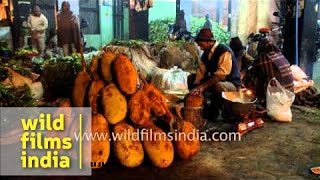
[
  {"xmin": 189, "ymin": 28, "xmax": 241, "ymax": 120},
  {"xmin": 57, "ymin": 1, "xmax": 82, "ymax": 56},
  {"xmin": 175, "ymin": 10, "xmax": 187, "ymax": 32},
  {"xmin": 27, "ymin": 5, "xmax": 48, "ymax": 56},
  {"xmin": 203, "ymin": 14, "xmax": 212, "ymax": 30}
]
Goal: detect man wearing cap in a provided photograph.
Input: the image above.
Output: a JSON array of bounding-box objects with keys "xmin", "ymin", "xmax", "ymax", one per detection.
[{"xmin": 190, "ymin": 28, "xmax": 241, "ymax": 120}]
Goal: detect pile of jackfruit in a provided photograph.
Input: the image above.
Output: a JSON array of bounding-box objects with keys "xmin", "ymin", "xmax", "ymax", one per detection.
[{"xmin": 65, "ymin": 47, "xmax": 200, "ymax": 169}]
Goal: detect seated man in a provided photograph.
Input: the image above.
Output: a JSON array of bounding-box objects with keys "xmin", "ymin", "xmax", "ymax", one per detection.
[
  {"xmin": 189, "ymin": 28, "xmax": 241, "ymax": 120},
  {"xmin": 229, "ymin": 37, "xmax": 254, "ymax": 73},
  {"xmin": 243, "ymin": 38, "xmax": 294, "ymax": 105}
]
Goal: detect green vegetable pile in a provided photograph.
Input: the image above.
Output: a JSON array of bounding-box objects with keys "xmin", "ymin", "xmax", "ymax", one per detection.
[
  {"xmin": 110, "ymin": 39, "xmax": 146, "ymax": 48},
  {"xmin": 14, "ymin": 47, "xmax": 39, "ymax": 59},
  {"xmin": 0, "ymin": 83, "xmax": 36, "ymax": 107},
  {"xmin": 41, "ymin": 53, "xmax": 82, "ymax": 98},
  {"xmin": 1, "ymin": 52, "xmax": 84, "ymax": 103},
  {"xmin": 190, "ymin": 16, "xmax": 230, "ymax": 44},
  {"xmin": 0, "ymin": 41, "xmax": 10, "ymax": 51},
  {"xmin": 148, "ymin": 16, "xmax": 230, "ymax": 44},
  {"xmin": 1, "ymin": 60, "xmax": 32, "ymax": 77},
  {"xmin": 149, "ymin": 18, "xmax": 175, "ymax": 43}
]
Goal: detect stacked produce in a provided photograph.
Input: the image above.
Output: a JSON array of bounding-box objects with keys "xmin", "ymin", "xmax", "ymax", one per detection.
[{"xmin": 66, "ymin": 47, "xmax": 200, "ymax": 169}]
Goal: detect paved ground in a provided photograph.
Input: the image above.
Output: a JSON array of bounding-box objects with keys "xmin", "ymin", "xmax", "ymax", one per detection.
[{"xmin": 91, "ymin": 106, "xmax": 320, "ymax": 180}]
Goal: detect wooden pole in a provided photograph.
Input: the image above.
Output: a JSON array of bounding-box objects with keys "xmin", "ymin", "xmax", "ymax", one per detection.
[
  {"xmin": 176, "ymin": 0, "xmax": 180, "ymax": 20},
  {"xmin": 228, "ymin": 0, "xmax": 231, "ymax": 32}
]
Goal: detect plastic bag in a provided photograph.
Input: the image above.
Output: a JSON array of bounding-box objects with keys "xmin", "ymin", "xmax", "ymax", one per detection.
[
  {"xmin": 266, "ymin": 78, "xmax": 295, "ymax": 122},
  {"xmin": 152, "ymin": 66, "xmax": 190, "ymax": 90},
  {"xmin": 293, "ymin": 79, "xmax": 314, "ymax": 93},
  {"xmin": 290, "ymin": 65, "xmax": 308, "ymax": 81}
]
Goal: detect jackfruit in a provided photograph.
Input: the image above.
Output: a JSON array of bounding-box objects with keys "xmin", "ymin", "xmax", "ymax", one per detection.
[
  {"xmin": 113, "ymin": 122, "xmax": 144, "ymax": 167},
  {"xmin": 113, "ymin": 54, "xmax": 138, "ymax": 95},
  {"xmin": 142, "ymin": 125, "xmax": 174, "ymax": 168},
  {"xmin": 91, "ymin": 114, "xmax": 110, "ymax": 169},
  {"xmin": 88, "ymin": 79, "xmax": 105, "ymax": 114},
  {"xmin": 174, "ymin": 120, "xmax": 200, "ymax": 160},
  {"xmin": 101, "ymin": 83, "xmax": 127, "ymax": 124},
  {"xmin": 128, "ymin": 90, "xmax": 153, "ymax": 126},
  {"xmin": 101, "ymin": 51, "xmax": 116, "ymax": 83},
  {"xmin": 72, "ymin": 71, "xmax": 91, "ymax": 107}
]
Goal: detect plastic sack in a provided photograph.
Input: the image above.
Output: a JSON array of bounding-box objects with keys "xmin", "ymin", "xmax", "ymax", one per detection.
[
  {"xmin": 30, "ymin": 82, "xmax": 44, "ymax": 100},
  {"xmin": 152, "ymin": 66, "xmax": 190, "ymax": 90},
  {"xmin": 290, "ymin": 65, "xmax": 308, "ymax": 81},
  {"xmin": 293, "ymin": 79, "xmax": 314, "ymax": 93},
  {"xmin": 266, "ymin": 78, "xmax": 295, "ymax": 122}
]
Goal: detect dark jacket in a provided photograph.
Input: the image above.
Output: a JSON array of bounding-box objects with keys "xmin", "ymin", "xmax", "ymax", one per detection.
[
  {"xmin": 57, "ymin": 11, "xmax": 82, "ymax": 51},
  {"xmin": 201, "ymin": 44, "xmax": 241, "ymax": 87},
  {"xmin": 234, "ymin": 50, "xmax": 254, "ymax": 71}
]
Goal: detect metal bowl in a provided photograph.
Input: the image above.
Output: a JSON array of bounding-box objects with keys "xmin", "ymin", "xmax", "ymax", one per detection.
[{"xmin": 222, "ymin": 90, "xmax": 257, "ymax": 116}]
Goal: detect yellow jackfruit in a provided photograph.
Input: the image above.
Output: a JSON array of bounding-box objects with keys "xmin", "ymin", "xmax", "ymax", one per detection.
[
  {"xmin": 142, "ymin": 125, "xmax": 174, "ymax": 168},
  {"xmin": 101, "ymin": 83, "xmax": 127, "ymax": 124},
  {"xmin": 175, "ymin": 121, "xmax": 200, "ymax": 160},
  {"xmin": 90, "ymin": 55, "xmax": 100, "ymax": 79},
  {"xmin": 128, "ymin": 90, "xmax": 153, "ymax": 126},
  {"xmin": 113, "ymin": 54, "xmax": 138, "ymax": 95},
  {"xmin": 88, "ymin": 79, "xmax": 105, "ymax": 114},
  {"xmin": 113, "ymin": 122, "xmax": 144, "ymax": 167},
  {"xmin": 72, "ymin": 71, "xmax": 91, "ymax": 107},
  {"xmin": 101, "ymin": 51, "xmax": 116, "ymax": 83},
  {"xmin": 90, "ymin": 114, "xmax": 110, "ymax": 169}
]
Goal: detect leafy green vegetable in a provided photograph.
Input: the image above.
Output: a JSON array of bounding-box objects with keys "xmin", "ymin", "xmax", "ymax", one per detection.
[
  {"xmin": 0, "ymin": 66, "xmax": 9, "ymax": 81},
  {"xmin": 1, "ymin": 60, "xmax": 32, "ymax": 77},
  {"xmin": 41, "ymin": 58, "xmax": 81, "ymax": 98},
  {"xmin": 148, "ymin": 16, "xmax": 230, "ymax": 44},
  {"xmin": 0, "ymin": 40, "xmax": 10, "ymax": 51},
  {"xmin": 110, "ymin": 39, "xmax": 146, "ymax": 48},
  {"xmin": 190, "ymin": 16, "xmax": 230, "ymax": 44},
  {"xmin": 149, "ymin": 18, "xmax": 175, "ymax": 43},
  {"xmin": 14, "ymin": 47, "xmax": 38, "ymax": 58},
  {"xmin": 0, "ymin": 84, "xmax": 36, "ymax": 107}
]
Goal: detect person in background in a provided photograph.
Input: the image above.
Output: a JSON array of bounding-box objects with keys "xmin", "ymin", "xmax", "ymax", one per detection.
[
  {"xmin": 189, "ymin": 28, "xmax": 241, "ymax": 120},
  {"xmin": 57, "ymin": 1, "xmax": 82, "ymax": 56},
  {"xmin": 203, "ymin": 14, "xmax": 212, "ymax": 30},
  {"xmin": 46, "ymin": 28, "xmax": 57, "ymax": 49},
  {"xmin": 45, "ymin": 28, "xmax": 63, "ymax": 56},
  {"xmin": 229, "ymin": 37, "xmax": 254, "ymax": 73},
  {"xmin": 243, "ymin": 38, "xmax": 294, "ymax": 105},
  {"xmin": 175, "ymin": 9, "xmax": 187, "ymax": 32},
  {"xmin": 0, "ymin": 3, "xmax": 7, "ymax": 21},
  {"xmin": 27, "ymin": 5, "xmax": 48, "ymax": 56}
]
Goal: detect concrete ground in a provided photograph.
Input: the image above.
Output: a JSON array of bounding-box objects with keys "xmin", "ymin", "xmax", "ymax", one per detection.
[{"xmin": 91, "ymin": 106, "xmax": 320, "ymax": 180}]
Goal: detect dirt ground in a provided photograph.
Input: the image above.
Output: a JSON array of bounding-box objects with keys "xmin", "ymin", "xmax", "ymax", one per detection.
[{"xmin": 91, "ymin": 105, "xmax": 320, "ymax": 180}]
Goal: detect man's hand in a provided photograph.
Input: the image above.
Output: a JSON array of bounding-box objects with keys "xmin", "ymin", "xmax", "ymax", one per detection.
[{"xmin": 190, "ymin": 85, "xmax": 205, "ymax": 95}]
